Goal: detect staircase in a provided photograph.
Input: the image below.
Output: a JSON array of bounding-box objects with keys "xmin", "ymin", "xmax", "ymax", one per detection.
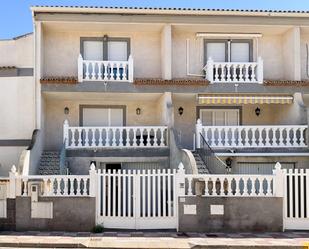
[
  {"xmin": 192, "ymin": 151, "xmax": 210, "ymax": 174},
  {"xmin": 38, "ymin": 151, "xmax": 61, "ymax": 175}
]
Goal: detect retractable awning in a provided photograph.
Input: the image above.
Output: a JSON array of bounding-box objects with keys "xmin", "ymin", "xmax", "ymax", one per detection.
[{"xmin": 198, "ymin": 94, "xmax": 294, "ymax": 105}]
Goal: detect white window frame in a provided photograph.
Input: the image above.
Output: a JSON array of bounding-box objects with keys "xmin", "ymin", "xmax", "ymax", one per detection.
[{"xmin": 199, "ymin": 108, "xmax": 240, "ymax": 126}]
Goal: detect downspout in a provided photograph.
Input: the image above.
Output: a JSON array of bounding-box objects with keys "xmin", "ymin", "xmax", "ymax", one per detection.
[
  {"xmin": 186, "ymin": 39, "xmax": 204, "ymax": 77},
  {"xmin": 306, "ymin": 43, "xmax": 309, "ymax": 78}
]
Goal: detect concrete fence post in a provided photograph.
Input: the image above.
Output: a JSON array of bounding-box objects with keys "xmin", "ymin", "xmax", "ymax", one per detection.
[
  {"xmin": 206, "ymin": 57, "xmax": 214, "ymax": 82},
  {"xmin": 78, "ymin": 54, "xmax": 83, "ymax": 83},
  {"xmin": 89, "ymin": 163, "xmax": 97, "ymax": 197},
  {"xmin": 195, "ymin": 119, "xmax": 202, "ymax": 149},
  {"xmin": 273, "ymin": 162, "xmax": 284, "ymax": 197},
  {"xmin": 176, "ymin": 163, "xmax": 186, "ymax": 197},
  {"xmin": 63, "ymin": 120, "xmax": 69, "ymax": 148},
  {"xmin": 8, "ymin": 165, "xmax": 19, "ymax": 198},
  {"xmin": 128, "ymin": 55, "xmax": 134, "ymax": 83},
  {"xmin": 257, "ymin": 56, "xmax": 264, "ymax": 84}
]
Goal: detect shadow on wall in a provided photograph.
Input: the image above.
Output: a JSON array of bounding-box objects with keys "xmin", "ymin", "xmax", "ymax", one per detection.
[
  {"xmin": 169, "ymin": 128, "xmax": 197, "ymax": 174},
  {"xmin": 18, "ymin": 129, "xmax": 44, "ymax": 176}
]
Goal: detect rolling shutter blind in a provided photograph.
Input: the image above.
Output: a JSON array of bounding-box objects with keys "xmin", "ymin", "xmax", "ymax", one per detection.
[{"xmin": 108, "ymin": 41, "xmax": 128, "ymax": 61}]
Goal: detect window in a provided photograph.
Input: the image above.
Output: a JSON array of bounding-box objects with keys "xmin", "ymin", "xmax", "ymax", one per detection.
[
  {"xmin": 81, "ymin": 106, "xmax": 125, "ymax": 127},
  {"xmin": 204, "ymin": 39, "xmax": 252, "ymax": 63},
  {"xmin": 81, "ymin": 36, "xmax": 130, "ymax": 61},
  {"xmin": 199, "ymin": 109, "xmax": 240, "ymax": 126}
]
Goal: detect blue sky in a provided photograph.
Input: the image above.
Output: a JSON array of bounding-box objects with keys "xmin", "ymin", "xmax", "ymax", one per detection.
[{"xmin": 1, "ymin": 0, "xmax": 309, "ymax": 39}]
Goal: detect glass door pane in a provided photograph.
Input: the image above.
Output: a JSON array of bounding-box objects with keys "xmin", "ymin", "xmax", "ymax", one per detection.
[
  {"xmin": 230, "ymin": 42, "xmax": 250, "ymax": 62},
  {"xmin": 83, "ymin": 41, "xmax": 104, "ymax": 61},
  {"xmin": 206, "ymin": 42, "xmax": 226, "ymax": 62},
  {"xmin": 108, "ymin": 41, "xmax": 128, "ymax": 61}
]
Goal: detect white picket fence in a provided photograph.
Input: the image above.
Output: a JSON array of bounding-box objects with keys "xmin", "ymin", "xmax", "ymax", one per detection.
[
  {"xmin": 20, "ymin": 175, "xmax": 90, "ymax": 197},
  {"xmin": 5, "ymin": 163, "xmax": 309, "ymax": 231},
  {"xmin": 184, "ymin": 174, "xmax": 274, "ymax": 197},
  {"xmin": 96, "ymin": 168, "xmax": 177, "ymax": 229},
  {"xmin": 284, "ymin": 169, "xmax": 309, "ymax": 230}
]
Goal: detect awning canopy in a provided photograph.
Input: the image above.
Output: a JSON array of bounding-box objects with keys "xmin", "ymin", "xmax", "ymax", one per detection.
[{"xmin": 198, "ymin": 94, "xmax": 294, "ymax": 105}]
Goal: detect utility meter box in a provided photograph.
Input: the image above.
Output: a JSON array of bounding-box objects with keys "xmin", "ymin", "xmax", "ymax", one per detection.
[
  {"xmin": 0, "ymin": 183, "xmax": 7, "ymax": 218},
  {"xmin": 0, "ymin": 183, "xmax": 7, "ymax": 200}
]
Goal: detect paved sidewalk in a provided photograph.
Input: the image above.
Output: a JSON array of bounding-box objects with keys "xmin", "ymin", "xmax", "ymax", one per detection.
[{"xmin": 0, "ymin": 231, "xmax": 308, "ymax": 248}]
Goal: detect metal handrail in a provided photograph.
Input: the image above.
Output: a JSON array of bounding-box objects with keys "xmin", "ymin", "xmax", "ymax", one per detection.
[{"xmin": 197, "ymin": 133, "xmax": 228, "ymax": 174}]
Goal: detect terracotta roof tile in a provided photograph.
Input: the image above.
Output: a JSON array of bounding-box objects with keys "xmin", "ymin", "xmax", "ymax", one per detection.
[
  {"xmin": 134, "ymin": 78, "xmax": 209, "ymax": 86},
  {"xmin": 32, "ymin": 6, "xmax": 309, "ymax": 14},
  {"xmin": 264, "ymin": 80, "xmax": 309, "ymax": 86},
  {"xmin": 40, "ymin": 77, "xmax": 78, "ymax": 84}
]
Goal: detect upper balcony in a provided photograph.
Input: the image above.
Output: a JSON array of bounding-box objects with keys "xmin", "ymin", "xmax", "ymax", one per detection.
[
  {"xmin": 203, "ymin": 57, "xmax": 263, "ymax": 84},
  {"xmin": 78, "ymin": 54, "xmax": 134, "ymax": 83}
]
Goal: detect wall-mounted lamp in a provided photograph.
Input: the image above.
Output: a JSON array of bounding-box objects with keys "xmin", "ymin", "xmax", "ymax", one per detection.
[
  {"xmin": 255, "ymin": 107, "xmax": 261, "ymax": 116},
  {"xmin": 64, "ymin": 107, "xmax": 69, "ymax": 115},
  {"xmin": 178, "ymin": 107, "xmax": 184, "ymax": 116},
  {"xmin": 225, "ymin": 157, "xmax": 233, "ymax": 169},
  {"xmin": 136, "ymin": 108, "xmax": 141, "ymax": 115}
]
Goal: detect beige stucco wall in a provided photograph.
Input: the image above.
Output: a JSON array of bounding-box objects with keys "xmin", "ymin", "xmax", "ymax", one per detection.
[
  {"xmin": 43, "ymin": 30, "xmax": 161, "ymax": 78},
  {"xmin": 172, "ymin": 30, "xmax": 286, "ymax": 80},
  {"xmin": 0, "ymin": 77, "xmax": 35, "ymax": 139},
  {"xmin": 300, "ymin": 33, "xmax": 309, "ymax": 80},
  {"xmin": 44, "ymin": 95, "xmax": 167, "ymax": 150},
  {"xmin": 0, "ymin": 147, "xmax": 26, "ymax": 176},
  {"xmin": 0, "ymin": 34, "xmax": 33, "ymax": 67},
  {"xmin": 173, "ymin": 94, "xmax": 307, "ymax": 149}
]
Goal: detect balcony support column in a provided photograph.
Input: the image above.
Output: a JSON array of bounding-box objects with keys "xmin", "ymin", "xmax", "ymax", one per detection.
[{"xmin": 161, "ymin": 24, "xmax": 172, "ymax": 80}]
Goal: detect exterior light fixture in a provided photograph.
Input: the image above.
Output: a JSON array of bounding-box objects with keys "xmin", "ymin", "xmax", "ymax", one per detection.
[
  {"xmin": 136, "ymin": 108, "xmax": 141, "ymax": 115},
  {"xmin": 225, "ymin": 157, "xmax": 233, "ymax": 168},
  {"xmin": 64, "ymin": 107, "xmax": 69, "ymax": 115},
  {"xmin": 178, "ymin": 107, "xmax": 184, "ymax": 116},
  {"xmin": 255, "ymin": 107, "xmax": 261, "ymax": 116}
]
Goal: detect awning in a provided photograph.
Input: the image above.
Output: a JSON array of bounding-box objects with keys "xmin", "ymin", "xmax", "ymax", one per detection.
[{"xmin": 198, "ymin": 94, "xmax": 294, "ymax": 105}]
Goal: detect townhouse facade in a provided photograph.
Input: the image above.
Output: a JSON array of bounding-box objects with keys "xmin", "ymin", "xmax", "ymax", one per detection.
[{"xmin": 1, "ymin": 6, "xmax": 309, "ymax": 177}]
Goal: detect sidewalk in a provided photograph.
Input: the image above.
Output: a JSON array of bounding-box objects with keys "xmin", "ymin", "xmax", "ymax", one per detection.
[{"xmin": 0, "ymin": 231, "xmax": 309, "ymax": 248}]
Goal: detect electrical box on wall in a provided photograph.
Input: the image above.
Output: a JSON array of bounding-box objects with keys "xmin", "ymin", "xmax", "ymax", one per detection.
[
  {"xmin": 0, "ymin": 183, "xmax": 7, "ymax": 199},
  {"xmin": 0, "ymin": 183, "xmax": 7, "ymax": 218}
]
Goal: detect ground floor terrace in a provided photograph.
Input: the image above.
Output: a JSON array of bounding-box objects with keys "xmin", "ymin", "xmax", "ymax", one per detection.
[{"xmin": 7, "ymin": 90, "xmax": 308, "ymax": 176}]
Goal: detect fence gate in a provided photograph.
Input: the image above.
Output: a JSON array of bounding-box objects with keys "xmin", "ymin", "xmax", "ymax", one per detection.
[
  {"xmin": 96, "ymin": 169, "xmax": 177, "ymax": 229},
  {"xmin": 284, "ymin": 169, "xmax": 309, "ymax": 230}
]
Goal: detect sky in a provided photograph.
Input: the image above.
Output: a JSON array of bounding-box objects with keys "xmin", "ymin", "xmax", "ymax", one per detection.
[{"xmin": 1, "ymin": 0, "xmax": 309, "ymax": 39}]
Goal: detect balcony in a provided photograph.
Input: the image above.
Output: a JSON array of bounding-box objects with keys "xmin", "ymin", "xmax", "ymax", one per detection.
[
  {"xmin": 77, "ymin": 54, "xmax": 134, "ymax": 83},
  {"xmin": 203, "ymin": 57, "xmax": 263, "ymax": 84},
  {"xmin": 196, "ymin": 121, "xmax": 307, "ymax": 149},
  {"xmin": 63, "ymin": 120, "xmax": 168, "ymax": 149}
]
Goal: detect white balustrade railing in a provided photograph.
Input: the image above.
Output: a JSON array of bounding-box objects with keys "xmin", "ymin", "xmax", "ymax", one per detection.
[
  {"xmin": 204, "ymin": 57, "xmax": 263, "ymax": 84},
  {"xmin": 63, "ymin": 120, "xmax": 168, "ymax": 149},
  {"xmin": 184, "ymin": 174, "xmax": 274, "ymax": 197},
  {"xmin": 196, "ymin": 120, "xmax": 307, "ymax": 148},
  {"xmin": 19, "ymin": 175, "xmax": 90, "ymax": 197},
  {"xmin": 78, "ymin": 54, "xmax": 133, "ymax": 83}
]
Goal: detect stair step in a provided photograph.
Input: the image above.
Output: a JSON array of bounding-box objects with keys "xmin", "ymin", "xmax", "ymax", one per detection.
[{"xmin": 38, "ymin": 150, "xmax": 61, "ymax": 175}]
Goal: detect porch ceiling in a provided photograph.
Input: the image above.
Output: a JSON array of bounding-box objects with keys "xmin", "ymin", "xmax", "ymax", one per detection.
[
  {"xmin": 43, "ymin": 22, "xmax": 164, "ymax": 33},
  {"xmin": 43, "ymin": 92, "xmax": 163, "ymax": 101},
  {"xmin": 173, "ymin": 24, "xmax": 293, "ymax": 35}
]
